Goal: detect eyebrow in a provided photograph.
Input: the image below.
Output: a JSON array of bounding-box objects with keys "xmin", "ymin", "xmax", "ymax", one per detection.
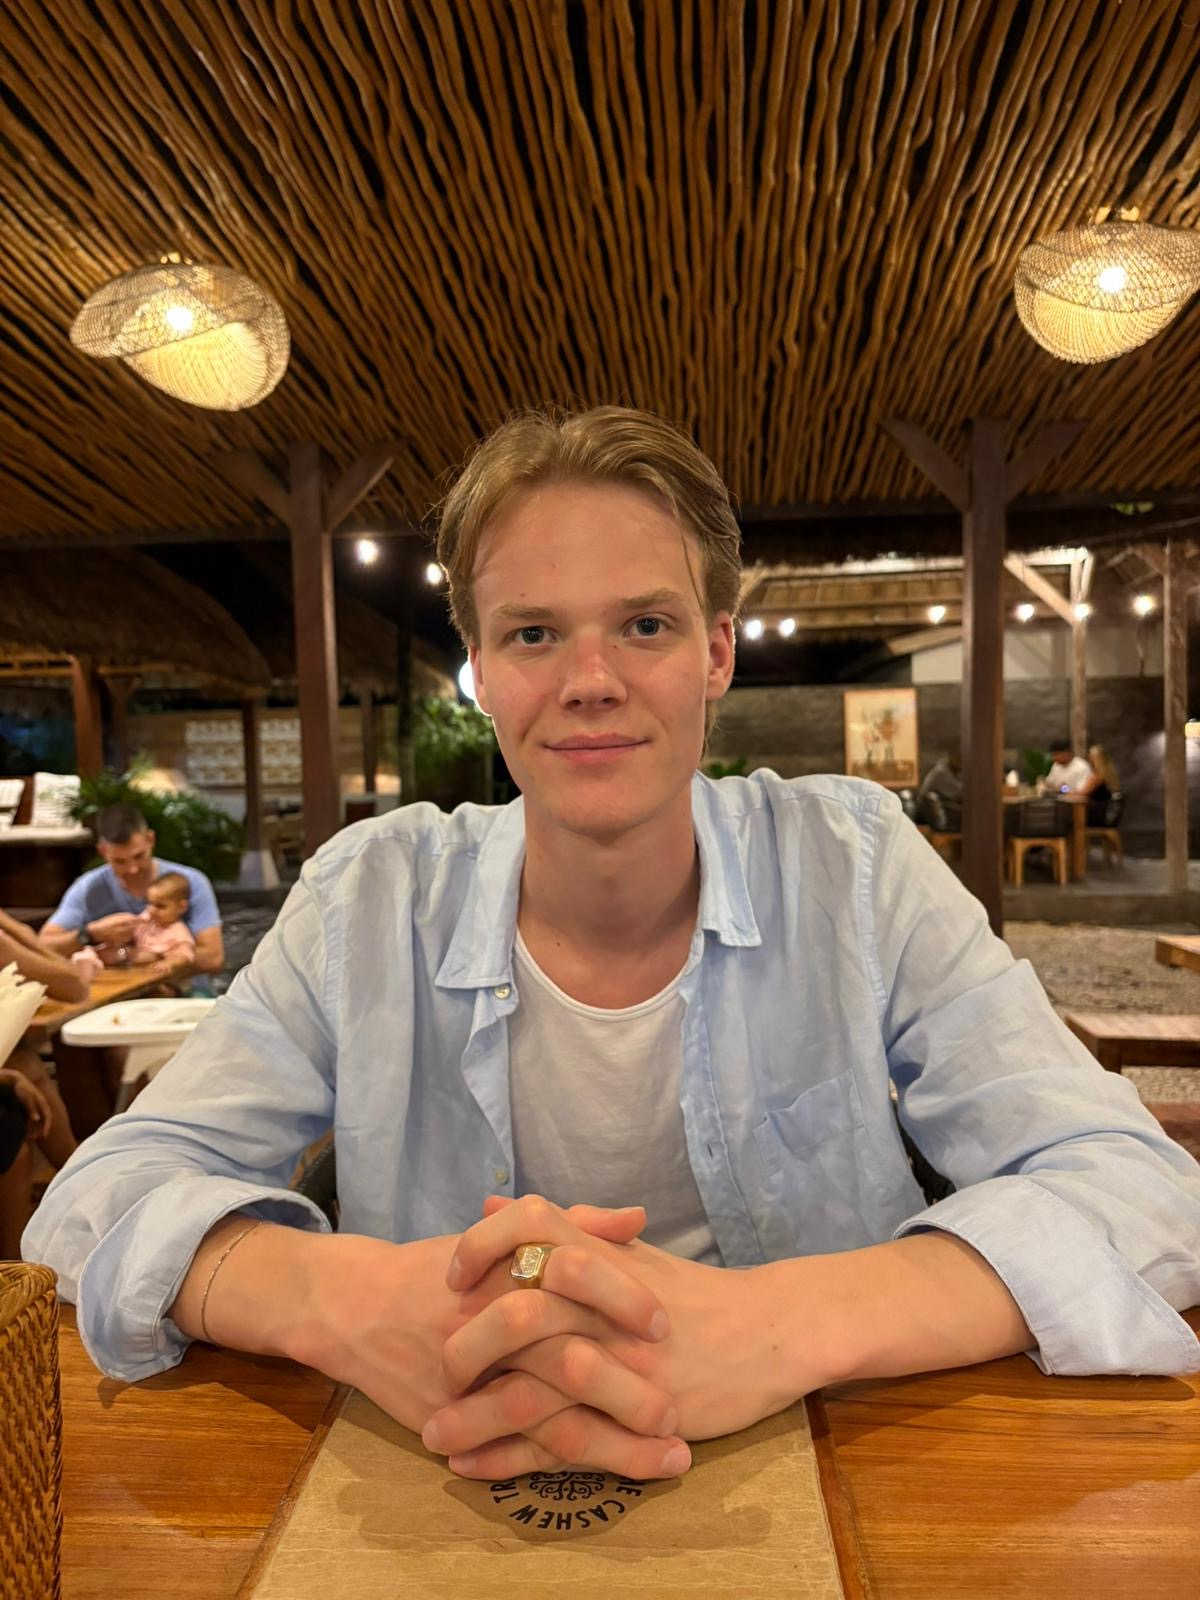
[{"xmin": 489, "ymin": 588, "xmax": 692, "ymax": 624}]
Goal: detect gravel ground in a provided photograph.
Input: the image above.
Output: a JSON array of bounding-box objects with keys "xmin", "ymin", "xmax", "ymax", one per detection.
[{"xmin": 215, "ymin": 906, "xmax": 1200, "ymax": 1103}]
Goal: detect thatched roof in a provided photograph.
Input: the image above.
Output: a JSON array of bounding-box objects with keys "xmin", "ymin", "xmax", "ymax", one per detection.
[
  {"xmin": 162, "ymin": 544, "xmax": 456, "ymax": 699},
  {"xmin": 0, "ymin": 550, "xmax": 269, "ymax": 690},
  {"xmin": 0, "ymin": 3, "xmax": 1197, "ymax": 564}
]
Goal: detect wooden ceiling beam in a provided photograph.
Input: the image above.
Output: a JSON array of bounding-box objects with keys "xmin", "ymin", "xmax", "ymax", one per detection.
[
  {"xmin": 216, "ymin": 451, "xmax": 291, "ymax": 523},
  {"xmin": 324, "ymin": 441, "xmax": 401, "ymax": 534},
  {"xmin": 1003, "ymin": 555, "xmax": 1075, "ymax": 623},
  {"xmin": 1004, "ymin": 421, "xmax": 1086, "ymax": 502}
]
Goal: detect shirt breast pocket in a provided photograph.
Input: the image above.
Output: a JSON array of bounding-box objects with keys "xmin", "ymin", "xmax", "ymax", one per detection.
[{"xmin": 752, "ymin": 1069, "xmax": 864, "ymax": 1178}]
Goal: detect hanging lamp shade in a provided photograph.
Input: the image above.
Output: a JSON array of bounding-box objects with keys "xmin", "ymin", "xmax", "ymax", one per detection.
[
  {"xmin": 1014, "ymin": 220, "xmax": 1200, "ymax": 363},
  {"xmin": 70, "ymin": 262, "xmax": 289, "ymax": 409}
]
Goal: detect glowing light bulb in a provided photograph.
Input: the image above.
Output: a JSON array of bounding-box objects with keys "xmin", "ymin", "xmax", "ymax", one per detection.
[
  {"xmin": 424, "ymin": 562, "xmax": 444, "ymax": 585},
  {"xmin": 1096, "ymin": 264, "xmax": 1128, "ymax": 295},
  {"xmin": 458, "ymin": 660, "xmax": 477, "ymax": 702},
  {"xmin": 1073, "ymin": 601, "xmax": 1092, "ymax": 621},
  {"xmin": 164, "ymin": 304, "xmax": 194, "ymax": 333},
  {"xmin": 1133, "ymin": 593, "xmax": 1155, "ymax": 617},
  {"xmin": 1016, "ymin": 603, "xmax": 1035, "ymax": 623},
  {"xmin": 355, "ymin": 538, "xmax": 379, "ymax": 565},
  {"xmin": 778, "ymin": 617, "xmax": 797, "ymax": 637},
  {"xmin": 927, "ymin": 604, "xmax": 947, "ymax": 624},
  {"xmin": 744, "ymin": 618, "xmax": 764, "ymax": 640}
]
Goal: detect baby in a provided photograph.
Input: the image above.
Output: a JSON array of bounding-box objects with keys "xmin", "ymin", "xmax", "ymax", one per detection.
[{"xmin": 132, "ymin": 871, "xmax": 196, "ymax": 977}]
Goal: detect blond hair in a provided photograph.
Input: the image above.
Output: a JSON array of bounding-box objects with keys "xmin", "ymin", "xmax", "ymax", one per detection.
[
  {"xmin": 435, "ymin": 407, "xmax": 742, "ymax": 747},
  {"xmin": 1087, "ymin": 745, "xmax": 1120, "ymax": 790}
]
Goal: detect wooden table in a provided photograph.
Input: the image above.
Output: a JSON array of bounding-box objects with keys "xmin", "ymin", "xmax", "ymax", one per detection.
[
  {"xmin": 56, "ymin": 1304, "xmax": 1200, "ymax": 1599},
  {"xmin": 1065, "ymin": 1010, "xmax": 1200, "ymax": 1071},
  {"xmin": 24, "ymin": 967, "xmax": 183, "ymax": 1045},
  {"xmin": 1156, "ymin": 934, "xmax": 1200, "ymax": 977}
]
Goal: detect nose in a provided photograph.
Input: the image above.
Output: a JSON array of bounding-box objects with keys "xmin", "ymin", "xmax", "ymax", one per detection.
[{"xmin": 556, "ymin": 632, "xmax": 628, "ymax": 710}]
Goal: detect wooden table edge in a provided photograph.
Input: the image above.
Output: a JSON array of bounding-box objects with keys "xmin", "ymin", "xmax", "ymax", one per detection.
[
  {"xmin": 806, "ymin": 1387, "xmax": 878, "ymax": 1600},
  {"xmin": 233, "ymin": 1381, "xmax": 350, "ymax": 1599}
]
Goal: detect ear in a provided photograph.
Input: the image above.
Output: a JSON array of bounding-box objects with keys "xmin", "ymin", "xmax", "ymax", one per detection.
[
  {"xmin": 704, "ymin": 611, "xmax": 735, "ymax": 702},
  {"xmin": 145, "ymin": 829, "xmax": 156, "ymax": 851}
]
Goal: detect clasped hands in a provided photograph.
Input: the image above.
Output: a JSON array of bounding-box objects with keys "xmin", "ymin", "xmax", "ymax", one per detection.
[{"xmin": 411, "ymin": 1193, "xmax": 806, "ymax": 1482}]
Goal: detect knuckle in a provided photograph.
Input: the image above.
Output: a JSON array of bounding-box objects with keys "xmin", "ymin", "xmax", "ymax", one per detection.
[
  {"xmin": 558, "ymin": 1337, "xmax": 600, "ymax": 1393},
  {"xmin": 544, "ymin": 1409, "xmax": 592, "ymax": 1465},
  {"xmin": 499, "ymin": 1291, "xmax": 543, "ymax": 1338},
  {"xmin": 502, "ymin": 1374, "xmax": 547, "ymax": 1428},
  {"xmin": 521, "ymin": 1193, "xmax": 555, "ymax": 1232}
]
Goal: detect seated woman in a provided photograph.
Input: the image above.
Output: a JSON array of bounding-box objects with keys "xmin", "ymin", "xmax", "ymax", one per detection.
[
  {"xmin": 0, "ymin": 906, "xmax": 85, "ymax": 1171},
  {"xmin": 1079, "ymin": 745, "xmax": 1120, "ymax": 826}
]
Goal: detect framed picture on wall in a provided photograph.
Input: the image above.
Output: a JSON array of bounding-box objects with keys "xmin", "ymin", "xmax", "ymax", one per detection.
[{"xmin": 843, "ymin": 688, "xmax": 919, "ymax": 788}]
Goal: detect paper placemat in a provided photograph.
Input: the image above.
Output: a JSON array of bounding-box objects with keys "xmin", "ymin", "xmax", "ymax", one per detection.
[{"xmin": 242, "ymin": 1388, "xmax": 864, "ymax": 1600}]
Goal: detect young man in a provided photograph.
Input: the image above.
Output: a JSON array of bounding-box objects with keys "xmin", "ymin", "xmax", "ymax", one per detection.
[
  {"xmin": 25, "ymin": 409, "xmax": 1200, "ymax": 1485},
  {"xmin": 40, "ymin": 803, "xmax": 224, "ymax": 976},
  {"xmin": 1042, "ymin": 740, "xmax": 1093, "ymax": 795}
]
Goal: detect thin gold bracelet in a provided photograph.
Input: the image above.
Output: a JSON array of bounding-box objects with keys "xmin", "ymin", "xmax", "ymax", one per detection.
[{"xmin": 198, "ymin": 1219, "xmax": 266, "ymax": 1343}]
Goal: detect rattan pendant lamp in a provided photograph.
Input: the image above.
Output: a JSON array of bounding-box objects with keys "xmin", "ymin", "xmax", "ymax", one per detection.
[
  {"xmin": 70, "ymin": 260, "xmax": 289, "ymax": 409},
  {"xmin": 1014, "ymin": 219, "xmax": 1200, "ymax": 363}
]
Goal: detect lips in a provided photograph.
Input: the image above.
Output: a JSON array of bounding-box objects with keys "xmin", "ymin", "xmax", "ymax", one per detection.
[{"xmin": 548, "ymin": 737, "xmax": 645, "ymax": 750}]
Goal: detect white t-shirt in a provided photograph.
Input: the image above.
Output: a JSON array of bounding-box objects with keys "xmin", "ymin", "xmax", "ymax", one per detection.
[
  {"xmin": 1045, "ymin": 755, "xmax": 1092, "ymax": 792},
  {"xmin": 508, "ymin": 929, "xmax": 722, "ymax": 1266}
]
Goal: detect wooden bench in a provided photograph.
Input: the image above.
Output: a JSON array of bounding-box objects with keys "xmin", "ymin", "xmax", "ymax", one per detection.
[
  {"xmin": 1064, "ymin": 1011, "xmax": 1200, "ymax": 1072},
  {"xmin": 1154, "ymin": 934, "xmax": 1200, "ymax": 977}
]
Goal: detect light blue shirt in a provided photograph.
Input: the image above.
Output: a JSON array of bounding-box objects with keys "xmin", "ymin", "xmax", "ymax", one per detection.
[
  {"xmin": 49, "ymin": 858, "xmax": 222, "ymax": 937},
  {"xmin": 25, "ymin": 772, "xmax": 1200, "ymax": 1385}
]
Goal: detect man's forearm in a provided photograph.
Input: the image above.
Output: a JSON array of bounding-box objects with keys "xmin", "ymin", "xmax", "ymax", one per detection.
[
  {"xmin": 775, "ymin": 1231, "xmax": 1035, "ymax": 1391},
  {"xmin": 168, "ymin": 1216, "xmax": 323, "ymax": 1360}
]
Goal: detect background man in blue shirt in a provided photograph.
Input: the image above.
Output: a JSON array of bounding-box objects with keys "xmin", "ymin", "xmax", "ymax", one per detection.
[
  {"xmin": 25, "ymin": 409, "xmax": 1200, "ymax": 1488},
  {"xmin": 40, "ymin": 803, "xmax": 224, "ymax": 977}
]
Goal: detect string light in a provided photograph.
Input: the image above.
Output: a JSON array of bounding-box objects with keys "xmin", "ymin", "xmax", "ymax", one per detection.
[
  {"xmin": 355, "ymin": 538, "xmax": 380, "ymax": 565},
  {"xmin": 778, "ymin": 617, "xmax": 797, "ymax": 637},
  {"xmin": 424, "ymin": 562, "xmax": 444, "ymax": 585},
  {"xmin": 744, "ymin": 618, "xmax": 764, "ymax": 640},
  {"xmin": 1073, "ymin": 601, "xmax": 1092, "ymax": 621},
  {"xmin": 1015, "ymin": 603, "xmax": 1035, "ymax": 623},
  {"xmin": 927, "ymin": 604, "xmax": 947, "ymax": 624},
  {"xmin": 1133, "ymin": 593, "xmax": 1156, "ymax": 617}
]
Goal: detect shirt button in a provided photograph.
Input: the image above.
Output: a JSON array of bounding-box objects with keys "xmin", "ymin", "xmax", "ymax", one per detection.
[
  {"xmin": 494, "ymin": 1167, "xmax": 510, "ymax": 1185},
  {"xmin": 494, "ymin": 984, "xmax": 511, "ymax": 999}
]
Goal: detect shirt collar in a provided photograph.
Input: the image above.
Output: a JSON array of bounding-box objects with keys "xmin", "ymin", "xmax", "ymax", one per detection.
[{"xmin": 435, "ymin": 773, "xmax": 761, "ymax": 991}]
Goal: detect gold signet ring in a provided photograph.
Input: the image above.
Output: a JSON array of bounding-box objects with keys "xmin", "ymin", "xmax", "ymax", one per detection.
[{"xmin": 510, "ymin": 1243, "xmax": 555, "ymax": 1290}]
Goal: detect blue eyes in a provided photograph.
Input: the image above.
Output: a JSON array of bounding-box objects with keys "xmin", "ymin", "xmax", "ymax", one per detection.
[{"xmin": 512, "ymin": 618, "xmax": 664, "ymax": 646}]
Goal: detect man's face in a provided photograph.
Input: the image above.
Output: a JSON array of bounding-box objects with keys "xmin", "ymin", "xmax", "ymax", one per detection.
[
  {"xmin": 99, "ymin": 830, "xmax": 156, "ymax": 893},
  {"xmin": 1052, "ymin": 747, "xmax": 1072, "ymax": 765},
  {"xmin": 469, "ymin": 482, "xmax": 734, "ymax": 841}
]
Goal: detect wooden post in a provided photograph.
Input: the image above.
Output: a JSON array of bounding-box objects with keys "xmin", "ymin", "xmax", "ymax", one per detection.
[
  {"xmin": 68, "ymin": 655, "xmax": 103, "ymax": 777},
  {"xmin": 237, "ymin": 695, "xmax": 278, "ymax": 889},
  {"xmin": 358, "ymin": 684, "xmax": 378, "ymax": 795},
  {"xmin": 1069, "ymin": 554, "xmax": 1093, "ymax": 756},
  {"xmin": 882, "ymin": 416, "xmax": 1083, "ymax": 935},
  {"xmin": 102, "ymin": 675, "xmax": 139, "ymax": 771},
  {"xmin": 289, "ymin": 442, "xmax": 342, "ymax": 853},
  {"xmin": 1164, "ymin": 539, "xmax": 1188, "ymax": 894},
  {"xmin": 241, "ymin": 697, "xmax": 265, "ymax": 853},
  {"xmin": 217, "ymin": 438, "xmax": 399, "ymax": 858},
  {"xmin": 961, "ymin": 420, "xmax": 1008, "ymax": 935},
  {"xmin": 395, "ymin": 555, "xmax": 417, "ymax": 805}
]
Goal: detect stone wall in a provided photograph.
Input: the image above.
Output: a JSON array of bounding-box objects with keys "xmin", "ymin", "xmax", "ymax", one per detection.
[{"xmin": 709, "ymin": 676, "xmax": 1200, "ymax": 856}]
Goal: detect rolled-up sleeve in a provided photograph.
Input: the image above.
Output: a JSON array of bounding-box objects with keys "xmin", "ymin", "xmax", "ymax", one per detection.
[
  {"xmin": 22, "ymin": 860, "xmax": 339, "ymax": 1381},
  {"xmin": 864, "ymin": 791, "xmax": 1200, "ymax": 1377}
]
